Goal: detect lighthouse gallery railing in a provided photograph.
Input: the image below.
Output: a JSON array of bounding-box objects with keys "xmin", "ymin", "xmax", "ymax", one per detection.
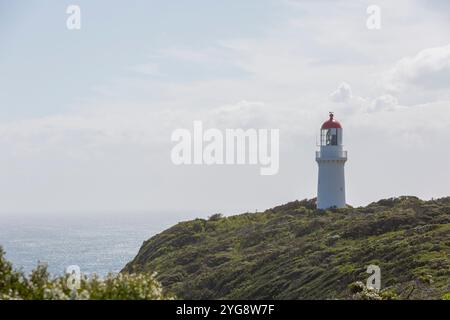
[{"xmin": 316, "ymin": 150, "xmax": 347, "ymax": 159}]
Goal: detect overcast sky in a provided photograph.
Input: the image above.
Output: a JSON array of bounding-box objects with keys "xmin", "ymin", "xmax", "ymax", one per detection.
[{"xmin": 0, "ymin": 0, "xmax": 449, "ymax": 217}]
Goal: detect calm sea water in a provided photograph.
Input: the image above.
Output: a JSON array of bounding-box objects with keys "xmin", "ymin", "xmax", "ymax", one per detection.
[{"xmin": 0, "ymin": 212, "xmax": 198, "ymax": 276}]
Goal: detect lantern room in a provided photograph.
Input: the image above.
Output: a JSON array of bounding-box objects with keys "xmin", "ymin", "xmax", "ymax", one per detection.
[{"xmin": 320, "ymin": 112, "xmax": 343, "ymax": 146}]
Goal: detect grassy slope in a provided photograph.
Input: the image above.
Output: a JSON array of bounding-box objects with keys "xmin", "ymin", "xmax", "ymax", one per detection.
[{"xmin": 123, "ymin": 196, "xmax": 450, "ymax": 299}]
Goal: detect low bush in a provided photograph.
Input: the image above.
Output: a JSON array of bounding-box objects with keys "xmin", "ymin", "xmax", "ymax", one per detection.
[{"xmin": 0, "ymin": 247, "xmax": 172, "ymax": 300}]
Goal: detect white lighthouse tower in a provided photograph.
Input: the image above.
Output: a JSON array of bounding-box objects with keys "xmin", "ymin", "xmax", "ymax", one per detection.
[{"xmin": 316, "ymin": 112, "xmax": 347, "ymax": 209}]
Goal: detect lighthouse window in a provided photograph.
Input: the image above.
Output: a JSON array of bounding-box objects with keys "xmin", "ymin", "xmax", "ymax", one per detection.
[{"xmin": 321, "ymin": 128, "xmax": 338, "ymax": 145}]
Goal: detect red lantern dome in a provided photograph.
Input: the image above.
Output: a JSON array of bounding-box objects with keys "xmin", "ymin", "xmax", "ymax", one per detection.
[{"xmin": 321, "ymin": 112, "xmax": 342, "ymax": 129}]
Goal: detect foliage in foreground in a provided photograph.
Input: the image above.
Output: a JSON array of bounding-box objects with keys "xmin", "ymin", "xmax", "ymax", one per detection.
[
  {"xmin": 348, "ymin": 281, "xmax": 399, "ymax": 300},
  {"xmin": 0, "ymin": 247, "xmax": 172, "ymax": 300},
  {"xmin": 123, "ymin": 196, "xmax": 450, "ymax": 300}
]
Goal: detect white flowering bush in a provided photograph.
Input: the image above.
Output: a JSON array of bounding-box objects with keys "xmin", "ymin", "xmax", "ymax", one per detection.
[
  {"xmin": 348, "ymin": 281, "xmax": 383, "ymax": 300},
  {"xmin": 348, "ymin": 281, "xmax": 401, "ymax": 300},
  {"xmin": 0, "ymin": 247, "xmax": 173, "ymax": 300}
]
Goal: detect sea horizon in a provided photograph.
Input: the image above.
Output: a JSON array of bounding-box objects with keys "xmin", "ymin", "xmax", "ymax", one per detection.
[{"xmin": 0, "ymin": 211, "xmax": 204, "ymax": 277}]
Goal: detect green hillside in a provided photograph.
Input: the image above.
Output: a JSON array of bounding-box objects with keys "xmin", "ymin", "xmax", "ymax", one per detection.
[{"xmin": 122, "ymin": 196, "xmax": 450, "ymax": 300}]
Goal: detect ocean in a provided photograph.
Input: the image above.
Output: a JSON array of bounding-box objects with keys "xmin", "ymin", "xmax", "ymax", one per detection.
[{"xmin": 0, "ymin": 212, "xmax": 199, "ymax": 277}]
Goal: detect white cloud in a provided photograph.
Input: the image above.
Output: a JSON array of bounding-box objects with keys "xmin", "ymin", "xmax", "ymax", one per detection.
[
  {"xmin": 330, "ymin": 82, "xmax": 352, "ymax": 103},
  {"xmin": 328, "ymin": 83, "xmax": 397, "ymax": 114},
  {"xmin": 385, "ymin": 44, "xmax": 450, "ymax": 93},
  {"xmin": 370, "ymin": 94, "xmax": 399, "ymax": 112},
  {"xmin": 0, "ymin": 105, "xmax": 175, "ymax": 161}
]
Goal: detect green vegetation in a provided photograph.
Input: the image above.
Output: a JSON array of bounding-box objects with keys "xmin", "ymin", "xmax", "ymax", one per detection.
[
  {"xmin": 123, "ymin": 196, "xmax": 450, "ymax": 300},
  {"xmin": 0, "ymin": 247, "xmax": 172, "ymax": 300}
]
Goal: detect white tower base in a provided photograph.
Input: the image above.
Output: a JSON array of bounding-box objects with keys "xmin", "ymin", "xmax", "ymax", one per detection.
[{"xmin": 316, "ymin": 146, "xmax": 347, "ymax": 209}]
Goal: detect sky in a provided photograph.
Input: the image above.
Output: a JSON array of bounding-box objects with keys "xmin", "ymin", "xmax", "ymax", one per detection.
[{"xmin": 0, "ymin": 0, "xmax": 449, "ymax": 216}]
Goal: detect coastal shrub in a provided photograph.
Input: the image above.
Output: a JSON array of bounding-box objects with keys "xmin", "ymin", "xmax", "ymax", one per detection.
[{"xmin": 0, "ymin": 247, "xmax": 172, "ymax": 300}]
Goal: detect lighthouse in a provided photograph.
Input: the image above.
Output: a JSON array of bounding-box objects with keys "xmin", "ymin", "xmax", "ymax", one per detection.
[{"xmin": 316, "ymin": 112, "xmax": 347, "ymax": 209}]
